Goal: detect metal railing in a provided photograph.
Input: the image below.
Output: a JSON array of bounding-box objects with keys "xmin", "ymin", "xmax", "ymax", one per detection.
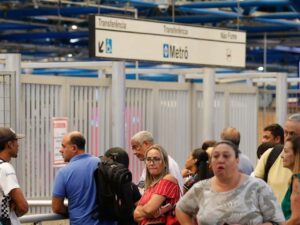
[
  {"xmin": 20, "ymin": 213, "xmax": 67, "ymax": 224},
  {"xmin": 20, "ymin": 200, "xmax": 68, "ymax": 225}
]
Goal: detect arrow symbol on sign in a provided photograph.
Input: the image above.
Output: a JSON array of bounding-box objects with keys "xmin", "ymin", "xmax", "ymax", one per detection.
[{"xmin": 98, "ymin": 41, "xmax": 104, "ymax": 53}]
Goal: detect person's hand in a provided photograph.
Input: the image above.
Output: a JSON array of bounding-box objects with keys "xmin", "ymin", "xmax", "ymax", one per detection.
[
  {"xmin": 153, "ymin": 203, "xmax": 173, "ymax": 218},
  {"xmin": 134, "ymin": 205, "xmax": 145, "ymax": 222},
  {"xmin": 182, "ymin": 169, "xmax": 191, "ymax": 178}
]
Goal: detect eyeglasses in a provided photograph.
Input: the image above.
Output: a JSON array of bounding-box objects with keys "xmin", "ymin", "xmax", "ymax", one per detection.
[{"xmin": 145, "ymin": 157, "xmax": 162, "ymax": 164}]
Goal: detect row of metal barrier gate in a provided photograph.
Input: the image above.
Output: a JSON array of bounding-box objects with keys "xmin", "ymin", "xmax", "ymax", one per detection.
[
  {"xmin": 1, "ymin": 72, "xmax": 257, "ymax": 214},
  {"xmin": 2, "ymin": 70, "xmax": 299, "ymax": 215}
]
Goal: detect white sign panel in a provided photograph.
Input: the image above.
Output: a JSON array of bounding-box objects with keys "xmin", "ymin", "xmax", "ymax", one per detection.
[
  {"xmin": 89, "ymin": 16, "xmax": 246, "ymax": 68},
  {"xmin": 52, "ymin": 117, "xmax": 68, "ymax": 167}
]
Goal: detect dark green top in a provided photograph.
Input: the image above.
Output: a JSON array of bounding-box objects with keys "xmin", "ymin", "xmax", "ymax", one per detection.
[{"xmin": 281, "ymin": 173, "xmax": 300, "ymax": 219}]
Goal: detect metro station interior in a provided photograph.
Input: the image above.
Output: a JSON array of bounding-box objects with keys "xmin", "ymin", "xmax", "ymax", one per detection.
[
  {"xmin": 1, "ymin": 0, "xmax": 300, "ymax": 224},
  {"xmin": 0, "ymin": 0, "xmax": 299, "ymax": 76}
]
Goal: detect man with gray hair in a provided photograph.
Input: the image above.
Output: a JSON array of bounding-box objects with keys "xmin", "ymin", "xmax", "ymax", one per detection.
[
  {"xmin": 254, "ymin": 113, "xmax": 300, "ymax": 202},
  {"xmin": 131, "ymin": 131, "xmax": 183, "ymax": 193}
]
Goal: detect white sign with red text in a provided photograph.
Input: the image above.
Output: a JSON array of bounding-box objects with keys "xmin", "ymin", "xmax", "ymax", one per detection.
[{"xmin": 53, "ymin": 117, "xmax": 68, "ymax": 167}]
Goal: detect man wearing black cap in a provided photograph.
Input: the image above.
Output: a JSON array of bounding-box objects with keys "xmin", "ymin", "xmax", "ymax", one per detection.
[{"xmin": 0, "ymin": 127, "xmax": 28, "ymax": 225}]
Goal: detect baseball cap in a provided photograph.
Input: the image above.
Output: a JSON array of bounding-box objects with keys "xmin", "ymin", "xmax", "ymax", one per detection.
[{"xmin": 0, "ymin": 127, "xmax": 25, "ymax": 144}]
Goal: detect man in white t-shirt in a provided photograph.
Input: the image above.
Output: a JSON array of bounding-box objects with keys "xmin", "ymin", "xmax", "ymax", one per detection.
[
  {"xmin": 0, "ymin": 127, "xmax": 28, "ymax": 225},
  {"xmin": 130, "ymin": 130, "xmax": 183, "ymax": 194}
]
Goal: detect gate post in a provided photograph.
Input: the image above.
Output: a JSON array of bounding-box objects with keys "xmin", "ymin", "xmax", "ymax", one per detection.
[
  {"xmin": 112, "ymin": 61, "xmax": 125, "ymax": 147},
  {"xmin": 202, "ymin": 68, "xmax": 215, "ymax": 140},
  {"xmin": 276, "ymin": 73, "xmax": 287, "ymax": 126}
]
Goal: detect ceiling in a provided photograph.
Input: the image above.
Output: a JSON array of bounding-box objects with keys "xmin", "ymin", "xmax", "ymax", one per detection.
[{"xmin": 0, "ymin": 0, "xmax": 300, "ymax": 74}]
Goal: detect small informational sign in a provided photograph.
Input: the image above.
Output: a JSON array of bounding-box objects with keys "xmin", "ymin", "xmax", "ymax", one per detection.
[
  {"xmin": 53, "ymin": 117, "xmax": 68, "ymax": 167},
  {"xmin": 89, "ymin": 15, "xmax": 246, "ymax": 68}
]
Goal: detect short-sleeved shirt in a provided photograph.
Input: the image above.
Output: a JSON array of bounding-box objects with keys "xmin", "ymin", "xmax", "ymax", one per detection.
[
  {"xmin": 281, "ymin": 173, "xmax": 300, "ymax": 220},
  {"xmin": 254, "ymin": 148, "xmax": 292, "ymax": 202},
  {"xmin": 238, "ymin": 153, "xmax": 254, "ymax": 175},
  {"xmin": 177, "ymin": 176, "xmax": 284, "ymax": 225},
  {"xmin": 0, "ymin": 160, "xmax": 21, "ymax": 225},
  {"xmin": 138, "ymin": 179, "xmax": 180, "ymax": 225},
  {"xmin": 52, "ymin": 154, "xmax": 101, "ymax": 225}
]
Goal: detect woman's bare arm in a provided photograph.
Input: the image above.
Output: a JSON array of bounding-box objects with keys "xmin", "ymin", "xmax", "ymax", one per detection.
[{"xmin": 175, "ymin": 207, "xmax": 194, "ymax": 225}]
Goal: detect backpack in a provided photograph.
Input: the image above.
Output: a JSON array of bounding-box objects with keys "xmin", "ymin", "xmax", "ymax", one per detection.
[
  {"xmin": 94, "ymin": 156, "xmax": 134, "ymax": 225},
  {"xmin": 263, "ymin": 144, "xmax": 283, "ymax": 182}
]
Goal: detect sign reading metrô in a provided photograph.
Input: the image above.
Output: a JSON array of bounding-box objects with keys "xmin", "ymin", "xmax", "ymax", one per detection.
[{"xmin": 89, "ymin": 15, "xmax": 246, "ymax": 68}]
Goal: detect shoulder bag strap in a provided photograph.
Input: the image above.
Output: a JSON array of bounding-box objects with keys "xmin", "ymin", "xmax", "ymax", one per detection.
[{"xmin": 263, "ymin": 144, "xmax": 283, "ymax": 182}]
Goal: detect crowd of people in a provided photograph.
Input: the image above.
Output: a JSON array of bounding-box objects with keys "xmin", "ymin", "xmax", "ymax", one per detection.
[{"xmin": 1, "ymin": 113, "xmax": 300, "ymax": 225}]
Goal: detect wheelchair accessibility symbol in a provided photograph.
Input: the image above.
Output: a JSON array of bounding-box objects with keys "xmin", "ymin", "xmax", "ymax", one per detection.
[{"xmin": 106, "ymin": 39, "xmax": 112, "ymax": 54}]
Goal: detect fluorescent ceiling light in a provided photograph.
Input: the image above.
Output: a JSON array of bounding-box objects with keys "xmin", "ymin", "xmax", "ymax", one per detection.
[
  {"xmin": 70, "ymin": 38, "xmax": 79, "ymax": 43},
  {"xmin": 257, "ymin": 66, "xmax": 264, "ymax": 71},
  {"xmin": 71, "ymin": 25, "xmax": 78, "ymax": 30}
]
